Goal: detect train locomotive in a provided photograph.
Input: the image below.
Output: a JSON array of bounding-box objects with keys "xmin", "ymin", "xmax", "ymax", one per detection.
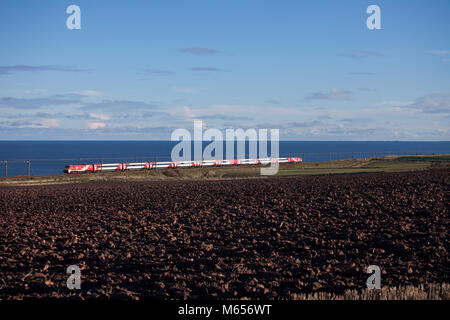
[{"xmin": 64, "ymin": 157, "xmax": 302, "ymax": 173}]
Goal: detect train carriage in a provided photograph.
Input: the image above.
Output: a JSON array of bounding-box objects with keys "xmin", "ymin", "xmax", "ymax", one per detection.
[{"xmin": 64, "ymin": 157, "xmax": 302, "ymax": 173}]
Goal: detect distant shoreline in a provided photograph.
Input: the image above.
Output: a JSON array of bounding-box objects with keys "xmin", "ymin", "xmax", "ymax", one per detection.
[
  {"xmin": 2, "ymin": 141, "xmax": 450, "ymax": 177},
  {"xmin": 1, "ymin": 154, "xmax": 449, "ymax": 187}
]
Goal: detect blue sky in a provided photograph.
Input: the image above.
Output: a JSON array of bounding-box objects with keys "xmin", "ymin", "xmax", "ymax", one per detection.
[{"xmin": 0, "ymin": 0, "xmax": 449, "ymax": 140}]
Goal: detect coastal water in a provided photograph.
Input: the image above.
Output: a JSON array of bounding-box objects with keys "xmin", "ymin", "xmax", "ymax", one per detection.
[{"xmin": 0, "ymin": 141, "xmax": 449, "ymax": 177}]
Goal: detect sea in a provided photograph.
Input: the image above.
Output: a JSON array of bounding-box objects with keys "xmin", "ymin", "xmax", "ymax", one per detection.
[{"xmin": 0, "ymin": 141, "xmax": 449, "ymax": 177}]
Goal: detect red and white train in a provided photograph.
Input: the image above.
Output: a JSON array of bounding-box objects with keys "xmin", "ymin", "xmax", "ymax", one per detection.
[{"xmin": 64, "ymin": 157, "xmax": 302, "ymax": 173}]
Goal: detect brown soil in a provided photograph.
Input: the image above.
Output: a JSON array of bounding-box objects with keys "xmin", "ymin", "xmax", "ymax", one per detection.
[{"xmin": 0, "ymin": 169, "xmax": 448, "ymax": 299}]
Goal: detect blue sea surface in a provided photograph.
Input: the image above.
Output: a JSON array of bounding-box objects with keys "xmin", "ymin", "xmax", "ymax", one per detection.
[{"xmin": 0, "ymin": 141, "xmax": 449, "ymax": 177}]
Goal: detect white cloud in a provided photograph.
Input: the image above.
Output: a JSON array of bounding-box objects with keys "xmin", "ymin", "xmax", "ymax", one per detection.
[
  {"xmin": 79, "ymin": 100, "xmax": 158, "ymax": 112},
  {"xmin": 340, "ymin": 50, "xmax": 384, "ymax": 59},
  {"xmin": 427, "ymin": 50, "xmax": 449, "ymax": 56},
  {"xmin": 75, "ymin": 90, "xmax": 104, "ymax": 97},
  {"xmin": 178, "ymin": 48, "xmax": 222, "ymax": 55},
  {"xmin": 181, "ymin": 104, "xmax": 316, "ymax": 119},
  {"xmin": 38, "ymin": 119, "xmax": 60, "ymax": 128},
  {"xmin": 379, "ymin": 101, "xmax": 413, "ymax": 107},
  {"xmin": 89, "ymin": 113, "xmax": 109, "ymax": 120},
  {"xmin": 0, "ymin": 96, "xmax": 79, "ymax": 109},
  {"xmin": 9, "ymin": 89, "xmax": 48, "ymax": 95},
  {"xmin": 183, "ymin": 106, "xmax": 196, "ymax": 118},
  {"xmin": 305, "ymin": 88, "xmax": 351, "ymax": 100},
  {"xmin": 173, "ymin": 87, "xmax": 199, "ymax": 94},
  {"xmin": 87, "ymin": 122, "xmax": 106, "ymax": 129},
  {"xmin": 406, "ymin": 94, "xmax": 450, "ymax": 114}
]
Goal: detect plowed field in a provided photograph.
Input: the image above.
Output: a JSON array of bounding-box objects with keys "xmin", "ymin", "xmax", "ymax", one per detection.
[{"xmin": 0, "ymin": 169, "xmax": 448, "ymax": 299}]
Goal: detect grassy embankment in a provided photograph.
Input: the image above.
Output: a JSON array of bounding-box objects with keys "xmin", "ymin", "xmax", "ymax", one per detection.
[{"xmin": 0, "ymin": 154, "xmax": 449, "ymax": 186}]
